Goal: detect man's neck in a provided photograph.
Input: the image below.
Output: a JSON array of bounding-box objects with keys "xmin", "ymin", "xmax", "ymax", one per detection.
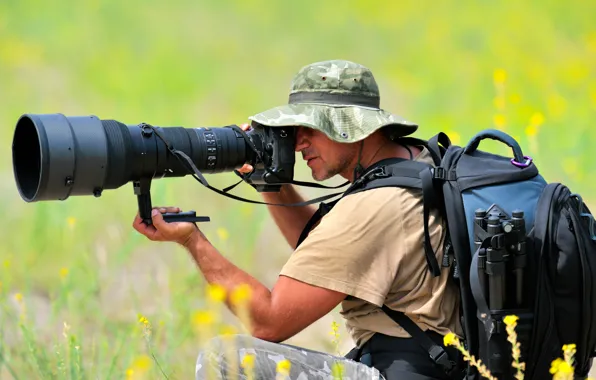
[{"xmin": 342, "ymin": 140, "xmax": 421, "ymax": 182}]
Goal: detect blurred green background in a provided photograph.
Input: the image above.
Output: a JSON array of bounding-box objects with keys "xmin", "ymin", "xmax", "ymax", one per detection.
[{"xmin": 1, "ymin": 0, "xmax": 595, "ymax": 378}]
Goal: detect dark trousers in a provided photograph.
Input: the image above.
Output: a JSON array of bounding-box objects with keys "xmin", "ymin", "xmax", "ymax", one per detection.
[{"xmin": 347, "ymin": 332, "xmax": 464, "ymax": 380}]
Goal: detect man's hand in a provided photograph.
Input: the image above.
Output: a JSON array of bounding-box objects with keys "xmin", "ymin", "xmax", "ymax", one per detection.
[
  {"xmin": 237, "ymin": 123, "xmax": 254, "ymax": 174},
  {"xmin": 132, "ymin": 207, "xmax": 202, "ymax": 246}
]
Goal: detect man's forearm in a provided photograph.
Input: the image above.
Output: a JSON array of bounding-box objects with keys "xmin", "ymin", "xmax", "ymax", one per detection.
[{"xmin": 183, "ymin": 231, "xmax": 275, "ymax": 337}]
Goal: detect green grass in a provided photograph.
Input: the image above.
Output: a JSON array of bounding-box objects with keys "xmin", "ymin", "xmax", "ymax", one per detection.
[{"xmin": 0, "ymin": 0, "xmax": 595, "ymax": 378}]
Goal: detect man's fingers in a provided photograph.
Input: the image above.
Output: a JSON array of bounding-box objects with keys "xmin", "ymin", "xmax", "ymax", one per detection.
[
  {"xmin": 237, "ymin": 164, "xmax": 254, "ymax": 174},
  {"xmin": 133, "ymin": 214, "xmax": 160, "ymax": 239},
  {"xmin": 154, "ymin": 207, "xmax": 181, "ymax": 214},
  {"xmin": 237, "ymin": 124, "xmax": 253, "ymax": 174},
  {"xmin": 132, "ymin": 213, "xmax": 146, "ymax": 231}
]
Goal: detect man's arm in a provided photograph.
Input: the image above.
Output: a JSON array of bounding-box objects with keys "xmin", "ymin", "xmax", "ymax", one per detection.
[
  {"xmin": 182, "ymin": 229, "xmax": 345, "ymax": 342},
  {"xmin": 235, "ymin": 123, "xmax": 316, "ymax": 249},
  {"xmin": 261, "ymin": 185, "xmax": 317, "ymax": 249}
]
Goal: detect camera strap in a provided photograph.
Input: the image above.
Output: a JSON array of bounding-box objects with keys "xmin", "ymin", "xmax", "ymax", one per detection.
[{"xmin": 144, "ymin": 123, "xmax": 350, "ymax": 208}]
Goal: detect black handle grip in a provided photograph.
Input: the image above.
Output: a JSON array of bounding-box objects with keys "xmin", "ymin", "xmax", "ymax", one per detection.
[
  {"xmin": 142, "ymin": 211, "xmax": 210, "ymax": 225},
  {"xmin": 163, "ymin": 211, "xmax": 210, "ymax": 223},
  {"xmin": 464, "ymin": 129, "xmax": 525, "ymax": 164}
]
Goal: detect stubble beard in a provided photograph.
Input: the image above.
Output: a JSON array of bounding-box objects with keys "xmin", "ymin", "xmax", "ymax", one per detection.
[{"xmin": 311, "ymin": 151, "xmax": 355, "ymax": 181}]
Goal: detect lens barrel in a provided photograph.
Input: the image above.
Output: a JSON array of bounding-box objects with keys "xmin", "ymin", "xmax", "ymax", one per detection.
[{"xmin": 12, "ymin": 113, "xmax": 251, "ymax": 202}]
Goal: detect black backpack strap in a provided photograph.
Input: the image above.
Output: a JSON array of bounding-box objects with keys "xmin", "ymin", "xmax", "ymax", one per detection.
[
  {"xmin": 381, "ymin": 305, "xmax": 455, "ymax": 373},
  {"xmin": 398, "ymin": 133, "xmax": 451, "ymax": 167},
  {"xmin": 295, "ymin": 199, "xmax": 340, "ymax": 248},
  {"xmin": 421, "ymin": 167, "xmax": 444, "ymax": 277},
  {"xmin": 427, "ymin": 132, "xmax": 452, "ymax": 166},
  {"xmin": 469, "ymin": 239, "xmax": 492, "ymax": 330}
]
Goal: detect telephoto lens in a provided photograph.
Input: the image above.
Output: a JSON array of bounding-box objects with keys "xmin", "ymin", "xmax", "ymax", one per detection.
[{"xmin": 11, "ymin": 113, "xmax": 256, "ymax": 202}]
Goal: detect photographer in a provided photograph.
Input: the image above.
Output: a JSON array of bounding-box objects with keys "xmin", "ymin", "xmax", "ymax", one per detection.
[{"xmin": 133, "ymin": 60, "xmax": 462, "ymax": 380}]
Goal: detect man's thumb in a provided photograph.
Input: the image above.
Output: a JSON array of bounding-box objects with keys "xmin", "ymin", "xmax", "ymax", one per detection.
[{"xmin": 151, "ymin": 208, "xmax": 165, "ymax": 227}]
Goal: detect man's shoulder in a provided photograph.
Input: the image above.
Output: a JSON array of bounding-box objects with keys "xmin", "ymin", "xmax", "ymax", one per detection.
[
  {"xmin": 339, "ymin": 185, "xmax": 413, "ymax": 203},
  {"xmin": 330, "ymin": 185, "xmax": 422, "ymax": 222},
  {"xmin": 413, "ymin": 146, "xmax": 436, "ymax": 166}
]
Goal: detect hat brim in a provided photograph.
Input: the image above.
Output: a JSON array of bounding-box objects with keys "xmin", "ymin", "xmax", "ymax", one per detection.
[{"xmin": 248, "ymin": 103, "xmax": 418, "ymax": 143}]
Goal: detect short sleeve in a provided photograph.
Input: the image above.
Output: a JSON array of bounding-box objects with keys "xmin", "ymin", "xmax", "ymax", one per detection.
[{"xmin": 279, "ymin": 188, "xmax": 408, "ymax": 307}]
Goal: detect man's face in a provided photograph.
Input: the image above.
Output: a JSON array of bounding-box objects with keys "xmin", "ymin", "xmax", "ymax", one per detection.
[{"xmin": 294, "ymin": 126, "xmax": 357, "ymax": 181}]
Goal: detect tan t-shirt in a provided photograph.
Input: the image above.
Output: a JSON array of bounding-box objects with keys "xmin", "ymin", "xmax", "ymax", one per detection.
[{"xmin": 280, "ymin": 148, "xmax": 462, "ymax": 347}]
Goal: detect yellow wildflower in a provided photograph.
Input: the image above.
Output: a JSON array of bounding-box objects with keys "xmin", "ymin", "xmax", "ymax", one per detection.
[
  {"xmin": 493, "ymin": 114, "xmax": 506, "ymax": 129},
  {"xmin": 216, "ymin": 227, "xmax": 229, "ymax": 241},
  {"xmin": 207, "ymin": 283, "xmax": 226, "ymax": 303},
  {"xmin": 131, "ymin": 354, "xmax": 152, "ymax": 371},
  {"xmin": 332, "ymin": 361, "xmax": 345, "ymax": 379},
  {"xmin": 443, "ymin": 332, "xmax": 497, "ymax": 380},
  {"xmin": 220, "ymin": 324, "xmax": 238, "ymax": 336},
  {"xmin": 504, "ymin": 314, "xmax": 525, "ymax": 379},
  {"xmin": 137, "ymin": 314, "xmax": 151, "ymax": 338},
  {"xmin": 443, "ymin": 332, "xmax": 458, "ymax": 347},
  {"xmin": 242, "ymin": 353, "xmax": 256, "ymax": 380},
  {"xmin": 529, "ymin": 112, "xmax": 544, "ymax": 127},
  {"xmin": 241, "ymin": 353, "xmax": 255, "ymax": 370},
  {"xmin": 231, "ymin": 284, "xmax": 253, "ymax": 306},
  {"xmin": 550, "ymin": 357, "xmax": 573, "ymax": 375},
  {"xmin": 192, "ymin": 310, "xmax": 215, "ymax": 326},
  {"xmin": 330, "ymin": 321, "xmax": 339, "ymax": 335},
  {"xmin": 330, "ymin": 320, "xmax": 341, "ymax": 355},
  {"xmin": 67, "ymin": 216, "xmax": 76, "ymax": 228},
  {"xmin": 563, "ymin": 344, "xmax": 576, "ymax": 354},
  {"xmin": 276, "ymin": 359, "xmax": 291, "ymax": 375},
  {"xmin": 503, "ymin": 314, "xmax": 518, "ymax": 326},
  {"xmin": 59, "ymin": 267, "xmax": 69, "ymax": 280},
  {"xmin": 14, "ymin": 292, "xmax": 23, "ymax": 303},
  {"xmin": 445, "ymin": 130, "xmax": 461, "ymax": 146},
  {"xmin": 525, "ymin": 124, "xmax": 538, "ymax": 138},
  {"xmin": 125, "ymin": 368, "xmax": 135, "ymax": 380},
  {"xmin": 138, "ymin": 315, "xmax": 149, "ymax": 326},
  {"xmin": 493, "ymin": 68, "xmax": 507, "ymax": 85},
  {"xmin": 525, "ymin": 112, "xmax": 544, "ymax": 138}
]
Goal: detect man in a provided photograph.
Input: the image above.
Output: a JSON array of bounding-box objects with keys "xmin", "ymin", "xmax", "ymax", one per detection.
[{"xmin": 133, "ymin": 60, "xmax": 462, "ymax": 379}]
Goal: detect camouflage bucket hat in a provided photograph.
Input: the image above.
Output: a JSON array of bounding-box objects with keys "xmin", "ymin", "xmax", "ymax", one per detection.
[{"xmin": 249, "ymin": 59, "xmax": 418, "ymax": 143}]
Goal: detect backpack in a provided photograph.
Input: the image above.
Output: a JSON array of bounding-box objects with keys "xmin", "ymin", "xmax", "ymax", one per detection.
[{"xmin": 296, "ymin": 129, "xmax": 596, "ymax": 380}]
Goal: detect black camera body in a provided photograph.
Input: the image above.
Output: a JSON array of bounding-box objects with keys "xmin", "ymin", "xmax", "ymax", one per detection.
[{"xmin": 243, "ymin": 124, "xmax": 296, "ymax": 192}]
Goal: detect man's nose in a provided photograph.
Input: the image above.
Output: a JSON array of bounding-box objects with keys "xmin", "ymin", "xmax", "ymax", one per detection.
[{"xmin": 294, "ymin": 126, "xmax": 308, "ymax": 152}]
